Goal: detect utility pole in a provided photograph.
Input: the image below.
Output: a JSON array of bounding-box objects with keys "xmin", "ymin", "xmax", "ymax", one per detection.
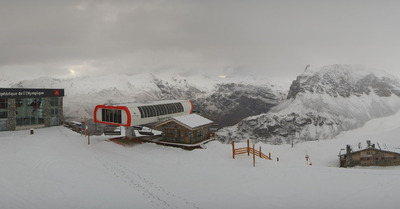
[
  {"xmin": 84, "ymin": 116, "xmax": 87, "ymax": 137},
  {"xmin": 291, "ymin": 130, "xmax": 294, "ymax": 148},
  {"xmin": 291, "ymin": 114, "xmax": 296, "ymax": 148}
]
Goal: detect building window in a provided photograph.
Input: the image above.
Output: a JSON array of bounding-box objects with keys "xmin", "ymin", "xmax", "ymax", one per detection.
[
  {"xmin": 0, "ymin": 99, "xmax": 7, "ymax": 119},
  {"xmin": 0, "ymin": 99, "xmax": 7, "ymax": 109},
  {"xmin": 102, "ymin": 109, "xmax": 122, "ymax": 124},
  {"xmin": 50, "ymin": 97, "xmax": 59, "ymax": 107},
  {"xmin": 165, "ymin": 129, "xmax": 175, "ymax": 137},
  {"xmin": 138, "ymin": 103, "xmax": 185, "ymax": 118},
  {"xmin": 51, "ymin": 108, "xmax": 59, "ymax": 116},
  {"xmin": 0, "ymin": 111, "xmax": 7, "ymax": 119},
  {"xmin": 16, "ymin": 98, "xmax": 44, "ymax": 126},
  {"xmin": 50, "ymin": 98, "xmax": 59, "ymax": 117},
  {"xmin": 186, "ymin": 131, "xmax": 193, "ymax": 138}
]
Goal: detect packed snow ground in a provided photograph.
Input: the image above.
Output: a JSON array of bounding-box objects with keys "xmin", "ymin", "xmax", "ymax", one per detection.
[{"xmin": 1, "ymin": 112, "xmax": 400, "ymax": 209}]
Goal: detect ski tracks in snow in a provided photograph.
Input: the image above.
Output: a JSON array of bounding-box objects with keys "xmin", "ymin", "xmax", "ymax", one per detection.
[
  {"xmin": 56, "ymin": 128, "xmax": 200, "ymax": 209},
  {"xmin": 94, "ymin": 152, "xmax": 200, "ymax": 209}
]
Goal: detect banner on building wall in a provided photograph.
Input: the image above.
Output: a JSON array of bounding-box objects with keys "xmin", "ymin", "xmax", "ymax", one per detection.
[{"xmin": 0, "ymin": 88, "xmax": 64, "ymax": 98}]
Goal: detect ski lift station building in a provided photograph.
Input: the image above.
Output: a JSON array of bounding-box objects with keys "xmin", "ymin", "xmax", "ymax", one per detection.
[
  {"xmin": 94, "ymin": 100, "xmax": 194, "ymax": 127},
  {"xmin": 0, "ymin": 88, "xmax": 64, "ymax": 131},
  {"xmin": 94, "ymin": 100, "xmax": 216, "ymax": 145}
]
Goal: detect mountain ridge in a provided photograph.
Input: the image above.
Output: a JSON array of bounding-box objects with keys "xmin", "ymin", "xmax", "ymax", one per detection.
[
  {"xmin": 218, "ymin": 65, "xmax": 400, "ymax": 144},
  {"xmin": 3, "ymin": 65, "xmax": 399, "ymax": 144},
  {"xmin": 2, "ymin": 72, "xmax": 286, "ymax": 128}
]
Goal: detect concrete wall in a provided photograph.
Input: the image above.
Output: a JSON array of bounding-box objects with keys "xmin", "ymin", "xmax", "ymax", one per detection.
[
  {"xmin": 44, "ymin": 97, "xmax": 51, "ymax": 127},
  {"xmin": 58, "ymin": 96, "xmax": 64, "ymax": 125},
  {"xmin": 7, "ymin": 99, "xmax": 16, "ymax": 130}
]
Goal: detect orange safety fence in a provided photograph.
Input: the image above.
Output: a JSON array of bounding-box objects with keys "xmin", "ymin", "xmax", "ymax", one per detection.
[{"xmin": 232, "ymin": 139, "xmax": 272, "ymax": 160}]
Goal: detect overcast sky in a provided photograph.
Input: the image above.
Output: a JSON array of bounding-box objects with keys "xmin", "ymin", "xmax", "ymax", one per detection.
[{"xmin": 1, "ymin": 0, "xmax": 400, "ymax": 81}]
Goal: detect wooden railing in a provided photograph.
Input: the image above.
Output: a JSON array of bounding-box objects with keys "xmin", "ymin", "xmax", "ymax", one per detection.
[{"xmin": 232, "ymin": 139, "xmax": 272, "ymax": 160}]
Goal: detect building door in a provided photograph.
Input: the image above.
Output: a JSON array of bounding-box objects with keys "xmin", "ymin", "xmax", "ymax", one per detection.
[
  {"xmin": 0, "ymin": 119, "xmax": 7, "ymax": 131},
  {"xmin": 50, "ymin": 98, "xmax": 59, "ymax": 126},
  {"xmin": 50, "ymin": 116, "xmax": 58, "ymax": 126},
  {"xmin": 0, "ymin": 99, "xmax": 8, "ymax": 131}
]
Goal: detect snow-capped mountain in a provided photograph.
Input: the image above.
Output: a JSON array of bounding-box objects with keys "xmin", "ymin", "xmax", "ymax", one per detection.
[
  {"xmin": 3, "ymin": 72, "xmax": 286, "ymax": 127},
  {"xmin": 195, "ymin": 83, "xmax": 285, "ymax": 127},
  {"xmin": 218, "ymin": 65, "xmax": 400, "ymax": 144}
]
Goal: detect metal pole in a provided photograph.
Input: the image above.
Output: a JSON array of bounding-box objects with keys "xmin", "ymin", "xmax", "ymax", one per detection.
[{"xmin": 291, "ymin": 127, "xmax": 294, "ymax": 148}]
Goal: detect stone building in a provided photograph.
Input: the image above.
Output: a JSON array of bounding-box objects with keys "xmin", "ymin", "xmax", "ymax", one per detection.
[
  {"xmin": 0, "ymin": 88, "xmax": 64, "ymax": 131},
  {"xmin": 154, "ymin": 113, "xmax": 215, "ymax": 144},
  {"xmin": 339, "ymin": 140, "xmax": 400, "ymax": 167}
]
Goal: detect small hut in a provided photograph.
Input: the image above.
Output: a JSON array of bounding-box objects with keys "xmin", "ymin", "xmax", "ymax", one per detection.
[
  {"xmin": 154, "ymin": 113, "xmax": 214, "ymax": 144},
  {"xmin": 339, "ymin": 140, "xmax": 400, "ymax": 167}
]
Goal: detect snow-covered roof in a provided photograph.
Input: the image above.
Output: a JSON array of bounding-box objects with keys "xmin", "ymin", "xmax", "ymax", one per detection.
[
  {"xmin": 345, "ymin": 140, "xmax": 400, "ymax": 155},
  {"xmin": 171, "ymin": 113, "xmax": 213, "ymax": 129}
]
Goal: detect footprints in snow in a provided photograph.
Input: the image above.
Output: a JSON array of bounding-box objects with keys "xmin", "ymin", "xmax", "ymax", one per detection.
[{"xmin": 98, "ymin": 156, "xmax": 200, "ymax": 209}]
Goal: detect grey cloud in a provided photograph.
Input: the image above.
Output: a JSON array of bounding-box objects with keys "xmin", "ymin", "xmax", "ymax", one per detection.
[{"xmin": 1, "ymin": 0, "xmax": 400, "ymax": 80}]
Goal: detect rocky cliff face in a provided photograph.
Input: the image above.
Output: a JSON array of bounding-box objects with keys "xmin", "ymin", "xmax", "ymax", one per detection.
[
  {"xmin": 218, "ymin": 65, "xmax": 400, "ymax": 144},
  {"xmin": 194, "ymin": 83, "xmax": 285, "ymax": 127},
  {"xmin": 287, "ymin": 65, "xmax": 400, "ymax": 99},
  {"xmin": 139, "ymin": 76, "xmax": 285, "ymax": 127}
]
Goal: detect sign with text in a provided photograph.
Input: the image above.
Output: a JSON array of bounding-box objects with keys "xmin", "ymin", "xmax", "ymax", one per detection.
[{"xmin": 0, "ymin": 88, "xmax": 64, "ymax": 98}]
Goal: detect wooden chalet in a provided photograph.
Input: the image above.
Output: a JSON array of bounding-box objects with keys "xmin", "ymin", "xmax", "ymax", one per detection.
[
  {"xmin": 154, "ymin": 113, "xmax": 215, "ymax": 144},
  {"xmin": 339, "ymin": 140, "xmax": 400, "ymax": 167}
]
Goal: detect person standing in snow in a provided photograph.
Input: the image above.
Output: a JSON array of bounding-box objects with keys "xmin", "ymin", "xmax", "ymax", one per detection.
[{"xmin": 81, "ymin": 122, "xmax": 86, "ymax": 136}]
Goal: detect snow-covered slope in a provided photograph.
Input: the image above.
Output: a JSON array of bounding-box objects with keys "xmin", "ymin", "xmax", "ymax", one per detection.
[
  {"xmin": 1, "ymin": 109, "xmax": 400, "ymax": 209},
  {"xmin": 219, "ymin": 65, "xmax": 400, "ymax": 144},
  {"xmin": 2, "ymin": 72, "xmax": 286, "ymax": 127}
]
